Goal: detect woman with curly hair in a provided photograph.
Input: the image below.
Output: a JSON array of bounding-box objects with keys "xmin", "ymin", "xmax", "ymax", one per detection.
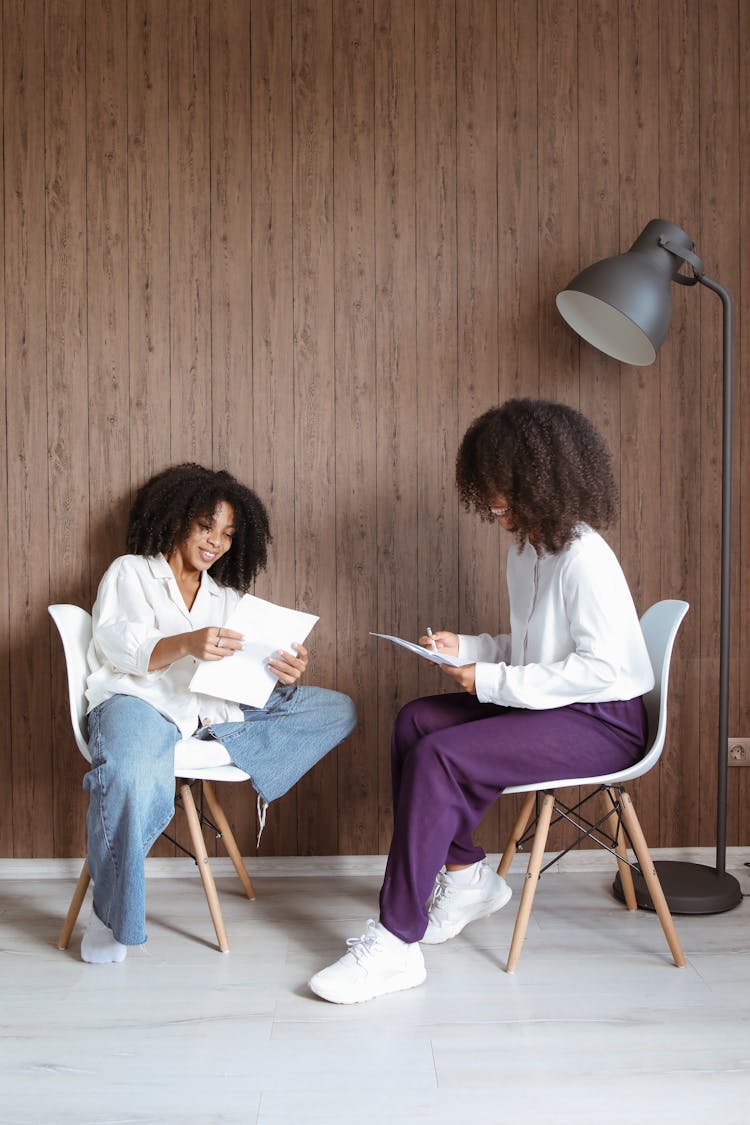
[
  {"xmin": 310, "ymin": 398, "xmax": 653, "ymax": 1004},
  {"xmin": 81, "ymin": 463, "xmax": 356, "ymax": 964}
]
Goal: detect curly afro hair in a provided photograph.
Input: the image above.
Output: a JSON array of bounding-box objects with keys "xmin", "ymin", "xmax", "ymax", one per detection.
[
  {"xmin": 126, "ymin": 463, "xmax": 271, "ymax": 592},
  {"xmin": 456, "ymin": 398, "xmax": 618, "ymax": 553}
]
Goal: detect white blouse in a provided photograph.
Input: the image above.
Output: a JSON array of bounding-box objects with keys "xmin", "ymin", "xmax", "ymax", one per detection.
[
  {"xmin": 456, "ymin": 526, "xmax": 654, "ymax": 709},
  {"xmin": 86, "ymin": 554, "xmax": 246, "ymax": 736}
]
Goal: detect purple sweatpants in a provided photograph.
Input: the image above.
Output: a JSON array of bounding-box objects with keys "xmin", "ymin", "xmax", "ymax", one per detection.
[{"xmin": 378, "ymin": 692, "xmax": 648, "ymax": 943}]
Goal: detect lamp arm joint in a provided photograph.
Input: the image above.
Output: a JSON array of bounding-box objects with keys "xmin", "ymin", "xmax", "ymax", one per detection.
[{"xmin": 658, "ymin": 236, "xmax": 704, "ymax": 285}]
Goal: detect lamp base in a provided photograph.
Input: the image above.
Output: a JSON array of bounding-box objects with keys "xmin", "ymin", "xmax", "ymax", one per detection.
[{"xmin": 612, "ymin": 859, "xmax": 743, "ymax": 915}]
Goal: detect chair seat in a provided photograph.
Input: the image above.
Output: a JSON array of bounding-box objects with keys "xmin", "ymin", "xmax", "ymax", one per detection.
[{"xmin": 174, "ymin": 736, "xmax": 250, "ymax": 782}]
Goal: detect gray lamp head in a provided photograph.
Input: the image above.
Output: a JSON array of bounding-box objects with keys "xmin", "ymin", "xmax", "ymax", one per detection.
[{"xmin": 556, "ymin": 220, "xmax": 695, "ymax": 365}]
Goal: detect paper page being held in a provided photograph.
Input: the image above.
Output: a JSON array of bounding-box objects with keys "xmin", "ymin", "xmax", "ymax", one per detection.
[
  {"xmin": 369, "ymin": 632, "xmax": 463, "ymax": 667},
  {"xmin": 190, "ymin": 594, "xmax": 319, "ymax": 708}
]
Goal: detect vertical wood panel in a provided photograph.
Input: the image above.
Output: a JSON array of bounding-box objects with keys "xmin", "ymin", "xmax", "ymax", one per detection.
[
  {"xmin": 698, "ymin": 0, "xmax": 741, "ymax": 844},
  {"xmin": 497, "ymin": 0, "xmax": 539, "ymax": 398},
  {"xmin": 537, "ymin": 0, "xmax": 579, "ymax": 407},
  {"xmin": 86, "ymin": 0, "xmax": 130, "ymax": 593},
  {"xmin": 738, "ymin": 0, "xmax": 750, "ymax": 844},
  {"xmin": 455, "ymin": 0, "xmax": 500, "ymax": 851},
  {"xmin": 658, "ymin": 0, "xmax": 702, "ymax": 846},
  {"xmin": 292, "ymin": 0, "xmax": 338, "ymax": 854},
  {"xmin": 0, "ymin": 0, "xmax": 9, "ymax": 858},
  {"xmin": 250, "ymin": 0, "xmax": 298, "ymax": 855},
  {"xmin": 128, "ymin": 0, "xmax": 171, "ymax": 490},
  {"xmin": 373, "ymin": 0, "xmax": 418, "ymax": 853},
  {"xmin": 333, "ymin": 0, "xmax": 378, "ymax": 854},
  {"xmin": 494, "ymin": 0, "xmax": 540, "ymax": 850},
  {"xmin": 415, "ymin": 0, "xmax": 458, "ymax": 701},
  {"xmin": 210, "ymin": 0, "xmax": 253, "ymax": 477},
  {"xmin": 169, "ymin": 0, "xmax": 212, "ymax": 466},
  {"xmin": 207, "ymin": 0, "xmax": 254, "ymax": 854},
  {"xmin": 4, "ymin": 0, "xmax": 51, "ymax": 857},
  {"xmin": 576, "ymin": 0, "xmax": 620, "ymax": 544},
  {"xmin": 536, "ymin": 0, "xmax": 579, "ymax": 849},
  {"xmin": 617, "ymin": 0, "xmax": 662, "ymax": 844},
  {"xmin": 46, "ymin": 0, "xmax": 89, "ymax": 856}
]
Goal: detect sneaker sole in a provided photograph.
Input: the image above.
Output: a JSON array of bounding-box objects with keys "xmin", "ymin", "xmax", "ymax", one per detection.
[
  {"xmin": 420, "ymin": 883, "xmax": 513, "ymax": 945},
  {"xmin": 309, "ymin": 965, "xmax": 427, "ymax": 1005}
]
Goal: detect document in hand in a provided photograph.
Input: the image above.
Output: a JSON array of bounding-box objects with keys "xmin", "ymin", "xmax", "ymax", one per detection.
[
  {"xmin": 369, "ymin": 632, "xmax": 463, "ymax": 667},
  {"xmin": 190, "ymin": 594, "xmax": 319, "ymax": 709}
]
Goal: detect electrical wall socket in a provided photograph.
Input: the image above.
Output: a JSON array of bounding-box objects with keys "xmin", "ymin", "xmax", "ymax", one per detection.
[{"xmin": 728, "ymin": 737, "xmax": 750, "ymax": 766}]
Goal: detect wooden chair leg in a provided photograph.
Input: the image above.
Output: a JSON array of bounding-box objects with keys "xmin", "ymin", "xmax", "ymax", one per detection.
[
  {"xmin": 603, "ymin": 786, "xmax": 637, "ymax": 911},
  {"xmin": 180, "ymin": 783, "xmax": 230, "ymax": 953},
  {"xmin": 202, "ymin": 780, "xmax": 256, "ymax": 900},
  {"xmin": 618, "ymin": 791, "xmax": 686, "ymax": 967},
  {"xmin": 58, "ymin": 859, "xmax": 91, "ymax": 950},
  {"xmin": 497, "ymin": 792, "xmax": 536, "ymax": 878},
  {"xmin": 506, "ymin": 792, "xmax": 554, "ymax": 973}
]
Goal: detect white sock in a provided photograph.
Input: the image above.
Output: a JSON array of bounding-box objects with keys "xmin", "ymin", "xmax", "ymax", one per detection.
[
  {"xmin": 81, "ymin": 909, "xmax": 128, "ymax": 964},
  {"xmin": 373, "ymin": 920, "xmax": 409, "ymax": 947},
  {"xmin": 444, "ymin": 860, "xmax": 483, "ymax": 887}
]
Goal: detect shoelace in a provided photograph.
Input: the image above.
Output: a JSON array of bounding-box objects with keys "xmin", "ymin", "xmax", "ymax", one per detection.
[
  {"xmin": 345, "ymin": 920, "xmax": 385, "ymax": 965},
  {"xmin": 430, "ymin": 874, "xmax": 461, "ymax": 910}
]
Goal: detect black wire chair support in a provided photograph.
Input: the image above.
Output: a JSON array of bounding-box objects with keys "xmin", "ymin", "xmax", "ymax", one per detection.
[
  {"xmin": 163, "ymin": 780, "xmax": 224, "ymax": 865},
  {"xmin": 512, "ymin": 786, "xmax": 643, "ymax": 881}
]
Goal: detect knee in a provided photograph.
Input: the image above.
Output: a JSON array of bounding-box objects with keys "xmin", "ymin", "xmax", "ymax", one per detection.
[
  {"xmin": 330, "ymin": 690, "xmax": 357, "ymax": 738},
  {"xmin": 401, "ymin": 737, "xmax": 448, "ymax": 785}
]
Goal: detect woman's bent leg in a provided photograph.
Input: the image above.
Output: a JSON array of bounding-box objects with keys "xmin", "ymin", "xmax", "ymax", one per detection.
[
  {"xmin": 380, "ymin": 699, "xmax": 646, "ymax": 942},
  {"xmin": 211, "ymin": 685, "xmax": 357, "ymax": 803},
  {"xmin": 84, "ymin": 695, "xmax": 178, "ymax": 945}
]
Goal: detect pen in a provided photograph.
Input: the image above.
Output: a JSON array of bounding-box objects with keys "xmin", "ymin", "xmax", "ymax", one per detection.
[{"xmin": 426, "ymin": 627, "xmax": 438, "ymax": 654}]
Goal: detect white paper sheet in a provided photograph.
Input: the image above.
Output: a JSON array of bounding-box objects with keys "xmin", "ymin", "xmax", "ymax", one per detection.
[
  {"xmin": 369, "ymin": 632, "xmax": 463, "ymax": 667},
  {"xmin": 190, "ymin": 594, "xmax": 319, "ymax": 708}
]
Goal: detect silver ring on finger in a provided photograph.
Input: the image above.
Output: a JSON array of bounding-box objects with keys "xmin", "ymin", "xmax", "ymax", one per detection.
[{"xmin": 217, "ymin": 638, "xmax": 223, "ymax": 648}]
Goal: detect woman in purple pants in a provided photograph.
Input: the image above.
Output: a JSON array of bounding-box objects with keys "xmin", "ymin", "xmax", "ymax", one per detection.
[{"xmin": 310, "ymin": 398, "xmax": 654, "ymax": 1004}]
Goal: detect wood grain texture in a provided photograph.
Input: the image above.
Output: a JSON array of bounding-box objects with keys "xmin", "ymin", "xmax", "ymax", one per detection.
[
  {"xmin": 333, "ymin": 0, "xmax": 379, "ymax": 854},
  {"xmin": 45, "ymin": 0, "xmax": 89, "ymax": 857},
  {"xmin": 5, "ymin": 0, "xmax": 52, "ymax": 857},
  {"xmin": 0, "ymin": 0, "xmax": 8, "ymax": 858},
  {"xmin": 373, "ymin": 0, "xmax": 419, "ymax": 854},
  {"xmin": 2, "ymin": 0, "xmax": 749, "ymax": 858},
  {"xmin": 291, "ymin": 0, "xmax": 338, "ymax": 855}
]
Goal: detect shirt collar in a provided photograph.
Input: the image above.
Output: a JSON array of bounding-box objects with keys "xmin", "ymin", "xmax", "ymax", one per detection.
[{"xmin": 146, "ymin": 553, "xmax": 222, "ymax": 597}]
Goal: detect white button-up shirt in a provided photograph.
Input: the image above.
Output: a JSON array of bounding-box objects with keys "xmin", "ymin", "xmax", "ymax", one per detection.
[
  {"xmin": 86, "ymin": 554, "xmax": 245, "ymax": 736},
  {"xmin": 457, "ymin": 526, "xmax": 654, "ymax": 709}
]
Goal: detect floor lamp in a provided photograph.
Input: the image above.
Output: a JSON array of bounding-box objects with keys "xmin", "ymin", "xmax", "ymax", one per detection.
[{"xmin": 556, "ymin": 218, "xmax": 742, "ymax": 914}]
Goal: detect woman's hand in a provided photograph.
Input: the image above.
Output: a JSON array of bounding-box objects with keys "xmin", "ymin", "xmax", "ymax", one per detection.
[
  {"xmin": 440, "ymin": 662, "xmax": 477, "ymax": 695},
  {"xmin": 149, "ymin": 626, "xmax": 244, "ymax": 670},
  {"xmin": 418, "ymin": 630, "xmax": 459, "ymax": 656},
  {"xmin": 188, "ymin": 626, "xmax": 245, "ymax": 661},
  {"xmin": 267, "ymin": 642, "xmax": 309, "ymax": 686}
]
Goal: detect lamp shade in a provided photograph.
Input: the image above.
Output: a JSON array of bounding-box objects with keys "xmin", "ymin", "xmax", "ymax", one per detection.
[{"xmin": 555, "ymin": 220, "xmax": 695, "ymax": 366}]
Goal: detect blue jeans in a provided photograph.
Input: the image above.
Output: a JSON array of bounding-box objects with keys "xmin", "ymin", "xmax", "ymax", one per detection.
[{"xmin": 84, "ymin": 686, "xmax": 356, "ymax": 945}]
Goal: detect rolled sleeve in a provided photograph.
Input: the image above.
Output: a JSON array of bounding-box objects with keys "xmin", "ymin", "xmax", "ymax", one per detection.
[{"xmin": 92, "ymin": 561, "xmax": 166, "ymax": 677}]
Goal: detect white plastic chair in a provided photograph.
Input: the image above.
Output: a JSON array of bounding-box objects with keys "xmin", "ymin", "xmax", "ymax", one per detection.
[
  {"xmin": 496, "ymin": 599, "xmax": 689, "ymax": 972},
  {"xmin": 49, "ymin": 603, "xmax": 257, "ymax": 953}
]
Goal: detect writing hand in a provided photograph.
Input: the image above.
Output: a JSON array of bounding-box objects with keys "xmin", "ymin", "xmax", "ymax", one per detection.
[
  {"xmin": 267, "ymin": 641, "xmax": 308, "ymax": 685},
  {"xmin": 418, "ymin": 630, "xmax": 459, "ymax": 656}
]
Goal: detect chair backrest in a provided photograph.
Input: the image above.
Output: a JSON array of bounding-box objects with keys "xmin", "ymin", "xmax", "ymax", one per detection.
[
  {"xmin": 503, "ymin": 597, "xmax": 689, "ymax": 794},
  {"xmin": 634, "ymin": 599, "xmax": 689, "ymax": 774},
  {"xmin": 49, "ymin": 603, "xmax": 93, "ymax": 763}
]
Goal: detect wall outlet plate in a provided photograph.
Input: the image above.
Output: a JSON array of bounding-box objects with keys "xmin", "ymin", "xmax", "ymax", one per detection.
[{"xmin": 728, "ymin": 737, "xmax": 750, "ymax": 766}]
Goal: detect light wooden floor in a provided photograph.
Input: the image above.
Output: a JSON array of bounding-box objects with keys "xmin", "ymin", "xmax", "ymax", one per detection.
[{"xmin": 2, "ymin": 854, "xmax": 750, "ymax": 1124}]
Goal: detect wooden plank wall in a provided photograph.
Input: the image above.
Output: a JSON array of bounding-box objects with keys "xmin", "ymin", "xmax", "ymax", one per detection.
[{"xmin": 2, "ymin": 0, "xmax": 749, "ymax": 859}]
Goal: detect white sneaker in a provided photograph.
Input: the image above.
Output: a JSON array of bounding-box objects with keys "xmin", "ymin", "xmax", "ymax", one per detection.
[
  {"xmin": 309, "ymin": 920, "xmax": 427, "ymax": 1004},
  {"xmin": 421, "ymin": 862, "xmax": 512, "ymax": 944}
]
